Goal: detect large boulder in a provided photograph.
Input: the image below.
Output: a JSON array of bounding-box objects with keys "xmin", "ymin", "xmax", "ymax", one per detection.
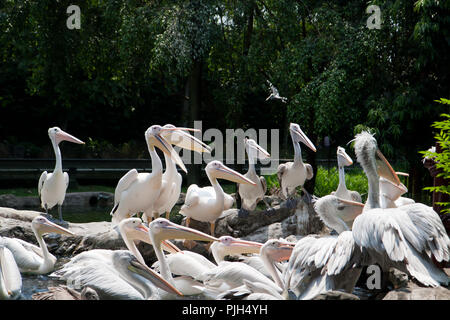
[{"xmin": 383, "ymin": 282, "xmax": 450, "ymax": 300}]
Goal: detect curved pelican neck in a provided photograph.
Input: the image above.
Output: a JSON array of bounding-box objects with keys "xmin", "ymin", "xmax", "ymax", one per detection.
[
  {"xmin": 163, "ymin": 153, "xmax": 177, "ymax": 178},
  {"xmin": 148, "ymin": 145, "xmax": 163, "ymax": 175},
  {"xmin": 260, "ymin": 252, "xmax": 284, "ymax": 291},
  {"xmin": 31, "ymin": 226, "xmax": 51, "ymax": 267},
  {"xmin": 206, "ymin": 171, "xmax": 225, "ymax": 209},
  {"xmin": 292, "ymin": 138, "xmax": 303, "ymax": 167},
  {"xmin": 149, "ymin": 232, "xmax": 174, "ymax": 286},
  {"xmin": 120, "ymin": 231, "xmax": 146, "ymax": 265}
]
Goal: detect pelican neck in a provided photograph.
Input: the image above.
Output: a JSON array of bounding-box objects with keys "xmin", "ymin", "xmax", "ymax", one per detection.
[
  {"xmin": 335, "ymin": 166, "xmax": 348, "ymax": 196},
  {"xmin": 51, "ymin": 138, "xmax": 63, "ymax": 172}
]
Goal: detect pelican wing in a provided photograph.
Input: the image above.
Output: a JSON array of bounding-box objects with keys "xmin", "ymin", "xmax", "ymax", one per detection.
[
  {"xmin": 2, "ymin": 238, "xmax": 43, "ymax": 272},
  {"xmin": 113, "ymin": 169, "xmax": 139, "ymax": 208},
  {"xmin": 180, "ymin": 185, "xmax": 200, "ymax": 215},
  {"xmin": 51, "ymin": 250, "xmax": 144, "ymax": 300},
  {"xmin": 38, "ymin": 171, "xmax": 47, "ymax": 197},
  {"xmin": 152, "ymin": 251, "xmax": 216, "ymax": 280},
  {"xmin": 305, "ymin": 163, "xmax": 314, "ymax": 180},
  {"xmin": 394, "ymin": 203, "xmax": 450, "ymax": 262},
  {"xmin": 0, "ymin": 246, "xmax": 22, "ymax": 298}
]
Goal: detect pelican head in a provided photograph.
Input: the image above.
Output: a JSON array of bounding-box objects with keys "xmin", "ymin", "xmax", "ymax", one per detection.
[
  {"xmin": 353, "ymin": 131, "xmax": 400, "ymax": 186},
  {"xmin": 260, "ymin": 239, "xmax": 295, "ymax": 262},
  {"xmin": 118, "ymin": 218, "xmax": 180, "ymax": 254},
  {"xmin": 206, "ymin": 161, "xmax": 256, "ymax": 185},
  {"xmin": 48, "ymin": 127, "xmax": 84, "ymax": 145},
  {"xmin": 213, "ymin": 236, "xmax": 263, "ymax": 256},
  {"xmin": 112, "ymin": 251, "xmax": 183, "ymax": 297},
  {"xmin": 289, "ymin": 123, "xmax": 316, "ymax": 152},
  {"xmin": 149, "ymin": 218, "xmax": 219, "ymax": 245},
  {"xmin": 31, "ymin": 216, "xmax": 74, "ymax": 237},
  {"xmin": 161, "ymin": 124, "xmax": 211, "ymax": 154},
  {"xmin": 245, "ymin": 138, "xmax": 270, "ymax": 160},
  {"xmin": 145, "ymin": 125, "xmax": 187, "ymax": 173},
  {"xmin": 337, "ymin": 146, "xmax": 353, "ymax": 167}
]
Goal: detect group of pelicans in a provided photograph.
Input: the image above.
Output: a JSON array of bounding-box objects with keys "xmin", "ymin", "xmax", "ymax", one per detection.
[{"xmin": 0, "ymin": 123, "xmax": 449, "ymax": 300}]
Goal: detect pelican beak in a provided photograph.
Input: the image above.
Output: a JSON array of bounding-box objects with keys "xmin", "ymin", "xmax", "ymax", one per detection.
[
  {"xmin": 128, "ymin": 257, "xmax": 183, "ymax": 296},
  {"xmin": 379, "ymin": 177, "xmax": 408, "ymax": 199},
  {"xmin": 215, "ymin": 163, "xmax": 256, "ymax": 186},
  {"xmin": 155, "ymin": 220, "xmax": 219, "ymax": 242},
  {"xmin": 396, "ymin": 172, "xmax": 409, "ymax": 177},
  {"xmin": 337, "ymin": 147, "xmax": 353, "ymax": 166},
  {"xmin": 39, "ymin": 219, "xmax": 74, "ymax": 236},
  {"xmin": 290, "ymin": 125, "xmax": 316, "ymax": 152},
  {"xmin": 162, "ymin": 240, "xmax": 182, "ymax": 254},
  {"xmin": 375, "ymin": 149, "xmax": 401, "ymax": 186},
  {"xmin": 228, "ymin": 238, "xmax": 263, "ymax": 254},
  {"xmin": 335, "ymin": 197, "xmax": 365, "ymax": 219},
  {"xmin": 148, "ymin": 132, "xmax": 187, "ymax": 173},
  {"xmin": 271, "ymin": 241, "xmax": 295, "ymax": 262},
  {"xmin": 161, "ymin": 127, "xmax": 211, "ymax": 154},
  {"xmin": 55, "ymin": 129, "xmax": 85, "ymax": 145}
]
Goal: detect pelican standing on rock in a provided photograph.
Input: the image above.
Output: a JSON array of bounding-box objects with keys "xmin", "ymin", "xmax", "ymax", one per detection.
[
  {"xmin": 180, "ymin": 160, "xmax": 256, "ymax": 235},
  {"xmin": 38, "ymin": 127, "xmax": 84, "ymax": 222},
  {"xmin": 332, "ymin": 146, "xmax": 362, "ymax": 203},
  {"xmin": 143, "ymin": 124, "xmax": 211, "ymax": 223},
  {"xmin": 0, "ymin": 216, "xmax": 74, "ymax": 275},
  {"xmin": 237, "ymin": 138, "xmax": 271, "ymax": 214},
  {"xmin": 111, "ymin": 125, "xmax": 190, "ymax": 226},
  {"xmin": 0, "ymin": 245, "xmax": 22, "ymax": 300},
  {"xmin": 277, "ymin": 123, "xmax": 316, "ymax": 207},
  {"xmin": 351, "ymin": 131, "xmax": 450, "ymax": 287}
]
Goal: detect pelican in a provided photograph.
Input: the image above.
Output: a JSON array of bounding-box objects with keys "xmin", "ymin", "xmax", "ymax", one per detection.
[
  {"xmin": 143, "ymin": 124, "xmax": 211, "ymax": 223},
  {"xmin": 277, "ymin": 123, "xmax": 316, "ymax": 206},
  {"xmin": 331, "ymin": 146, "xmax": 362, "ymax": 202},
  {"xmin": 180, "ymin": 160, "xmax": 256, "ymax": 235},
  {"xmin": 111, "ymin": 125, "xmax": 190, "ymax": 226},
  {"xmin": 32, "ymin": 286, "xmax": 99, "ymax": 300},
  {"xmin": 208, "ymin": 239, "xmax": 295, "ymax": 300},
  {"xmin": 237, "ymin": 138, "xmax": 271, "ymax": 214},
  {"xmin": 0, "ymin": 246, "xmax": 22, "ymax": 300},
  {"xmin": 351, "ymin": 131, "xmax": 450, "ymax": 287},
  {"xmin": 148, "ymin": 218, "xmax": 219, "ymax": 295},
  {"xmin": 51, "ymin": 250, "xmax": 182, "ymax": 300},
  {"xmin": 284, "ymin": 195, "xmax": 366, "ymax": 299},
  {"xmin": 0, "ymin": 215, "xmax": 74, "ymax": 275},
  {"xmin": 266, "ymin": 80, "xmax": 287, "ymax": 103},
  {"xmin": 38, "ymin": 127, "xmax": 84, "ymax": 221}
]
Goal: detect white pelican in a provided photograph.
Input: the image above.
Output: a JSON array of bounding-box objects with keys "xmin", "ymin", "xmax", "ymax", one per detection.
[
  {"xmin": 266, "ymin": 80, "xmax": 287, "ymax": 103},
  {"xmin": 180, "ymin": 160, "xmax": 256, "ymax": 235},
  {"xmin": 51, "ymin": 250, "xmax": 182, "ymax": 300},
  {"xmin": 0, "ymin": 245, "xmax": 22, "ymax": 300},
  {"xmin": 38, "ymin": 127, "xmax": 84, "ymax": 221},
  {"xmin": 331, "ymin": 146, "xmax": 362, "ymax": 202},
  {"xmin": 111, "ymin": 125, "xmax": 189, "ymax": 226},
  {"xmin": 143, "ymin": 124, "xmax": 211, "ymax": 223},
  {"xmin": 237, "ymin": 138, "xmax": 271, "ymax": 213},
  {"xmin": 351, "ymin": 131, "xmax": 450, "ymax": 287},
  {"xmin": 148, "ymin": 218, "xmax": 220, "ymax": 296},
  {"xmin": 284, "ymin": 195, "xmax": 366, "ymax": 299},
  {"xmin": 0, "ymin": 215, "xmax": 74, "ymax": 275},
  {"xmin": 277, "ymin": 123, "xmax": 316, "ymax": 207},
  {"xmin": 209, "ymin": 239, "xmax": 295, "ymax": 300}
]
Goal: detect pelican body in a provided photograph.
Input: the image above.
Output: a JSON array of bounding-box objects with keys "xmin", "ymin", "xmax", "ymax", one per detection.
[
  {"xmin": 277, "ymin": 123, "xmax": 316, "ymax": 203},
  {"xmin": 144, "ymin": 124, "xmax": 211, "ymax": 222},
  {"xmin": 38, "ymin": 127, "xmax": 84, "ymax": 221},
  {"xmin": 237, "ymin": 138, "xmax": 271, "ymax": 212},
  {"xmin": 0, "ymin": 216, "xmax": 74, "ymax": 275},
  {"xmin": 111, "ymin": 125, "xmax": 190, "ymax": 226},
  {"xmin": 180, "ymin": 161, "xmax": 256, "ymax": 235}
]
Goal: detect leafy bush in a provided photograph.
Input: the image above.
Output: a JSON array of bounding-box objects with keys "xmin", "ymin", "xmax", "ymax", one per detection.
[{"xmin": 420, "ymin": 98, "xmax": 450, "ymax": 214}]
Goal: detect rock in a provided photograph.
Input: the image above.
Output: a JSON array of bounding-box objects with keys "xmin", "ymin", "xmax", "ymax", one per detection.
[
  {"xmin": 383, "ymin": 282, "xmax": 450, "ymax": 300},
  {"xmin": 312, "ymin": 291, "xmax": 360, "ymax": 300},
  {"xmin": 0, "ymin": 194, "xmax": 40, "ymax": 209}
]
